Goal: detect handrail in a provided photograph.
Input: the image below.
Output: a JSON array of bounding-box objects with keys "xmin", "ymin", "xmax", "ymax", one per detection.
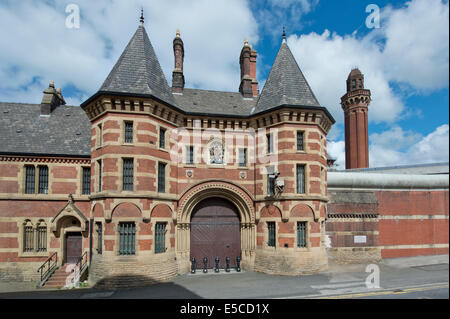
[
  {"xmin": 75, "ymin": 251, "xmax": 88, "ymax": 274},
  {"xmin": 37, "ymin": 252, "xmax": 58, "ymax": 286}
]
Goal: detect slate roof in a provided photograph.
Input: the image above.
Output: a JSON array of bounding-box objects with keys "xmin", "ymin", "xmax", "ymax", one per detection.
[
  {"xmin": 0, "ymin": 102, "xmax": 91, "ymax": 157},
  {"xmin": 99, "ymin": 25, "xmax": 176, "ymax": 107},
  {"xmin": 173, "ymin": 88, "xmax": 256, "ymax": 117},
  {"xmin": 253, "ymin": 42, "xmax": 321, "ymax": 115}
]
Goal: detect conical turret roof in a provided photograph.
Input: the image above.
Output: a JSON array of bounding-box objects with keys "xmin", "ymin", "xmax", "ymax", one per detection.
[
  {"xmin": 253, "ymin": 41, "xmax": 320, "ymax": 114},
  {"xmin": 99, "ymin": 25, "xmax": 176, "ymax": 106}
]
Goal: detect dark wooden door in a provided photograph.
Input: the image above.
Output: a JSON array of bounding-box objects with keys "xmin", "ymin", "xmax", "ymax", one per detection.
[
  {"xmin": 65, "ymin": 233, "xmax": 82, "ymax": 264},
  {"xmin": 190, "ymin": 197, "xmax": 241, "ymax": 269}
]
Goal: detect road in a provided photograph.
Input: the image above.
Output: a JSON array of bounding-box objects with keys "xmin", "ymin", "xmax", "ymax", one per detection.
[{"xmin": 0, "ymin": 257, "xmax": 448, "ymax": 300}]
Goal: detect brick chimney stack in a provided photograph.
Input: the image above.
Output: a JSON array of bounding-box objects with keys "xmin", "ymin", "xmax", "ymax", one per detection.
[
  {"xmin": 172, "ymin": 29, "xmax": 185, "ymax": 93},
  {"xmin": 40, "ymin": 81, "xmax": 66, "ymax": 116},
  {"xmin": 341, "ymin": 68, "xmax": 371, "ymax": 169},
  {"xmin": 239, "ymin": 38, "xmax": 258, "ymax": 98}
]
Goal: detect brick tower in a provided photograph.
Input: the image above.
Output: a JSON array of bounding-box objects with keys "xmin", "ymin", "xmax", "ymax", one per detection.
[{"xmin": 341, "ymin": 68, "xmax": 371, "ymax": 169}]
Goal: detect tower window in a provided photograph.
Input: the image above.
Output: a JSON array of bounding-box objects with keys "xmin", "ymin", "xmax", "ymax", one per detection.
[
  {"xmin": 186, "ymin": 146, "xmax": 194, "ymax": 165},
  {"xmin": 124, "ymin": 122, "xmax": 133, "ymax": 143},
  {"xmin": 122, "ymin": 158, "xmax": 134, "ymax": 191},
  {"xmin": 297, "ymin": 222, "xmax": 307, "ymax": 248},
  {"xmin": 158, "ymin": 162, "xmax": 166, "ymax": 193},
  {"xmin": 159, "ymin": 127, "xmax": 166, "ymax": 149},
  {"xmin": 296, "ymin": 164, "xmax": 306, "ymax": 194},
  {"xmin": 155, "ymin": 222, "xmax": 167, "ymax": 254},
  {"xmin": 297, "ymin": 131, "xmax": 304, "ymax": 151},
  {"xmin": 239, "ymin": 148, "xmax": 247, "ymax": 167},
  {"xmin": 119, "ymin": 222, "xmax": 136, "ymax": 255}
]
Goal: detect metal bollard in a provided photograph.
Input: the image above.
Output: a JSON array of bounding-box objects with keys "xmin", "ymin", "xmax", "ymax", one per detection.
[
  {"xmin": 191, "ymin": 257, "xmax": 196, "ymax": 274},
  {"xmin": 236, "ymin": 256, "xmax": 241, "ymax": 272},
  {"xmin": 225, "ymin": 256, "xmax": 230, "ymax": 272},
  {"xmin": 214, "ymin": 256, "xmax": 220, "ymax": 273},
  {"xmin": 203, "ymin": 257, "xmax": 208, "ymax": 273}
]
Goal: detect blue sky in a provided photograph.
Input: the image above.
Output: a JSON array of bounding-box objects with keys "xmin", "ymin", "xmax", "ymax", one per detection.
[{"xmin": 0, "ymin": 0, "xmax": 448, "ymax": 168}]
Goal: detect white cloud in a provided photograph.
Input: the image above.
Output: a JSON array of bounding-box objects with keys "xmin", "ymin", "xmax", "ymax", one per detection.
[
  {"xmin": 327, "ymin": 140, "xmax": 346, "ymax": 169},
  {"xmin": 286, "ymin": 0, "xmax": 448, "ymax": 125},
  {"xmin": 0, "ymin": 0, "xmax": 258, "ymax": 105}
]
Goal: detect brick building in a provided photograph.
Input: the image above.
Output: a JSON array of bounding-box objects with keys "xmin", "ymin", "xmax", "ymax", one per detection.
[{"xmin": 0, "ymin": 17, "xmax": 447, "ymax": 289}]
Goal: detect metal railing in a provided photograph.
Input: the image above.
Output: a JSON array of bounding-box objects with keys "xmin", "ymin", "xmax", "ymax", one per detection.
[
  {"xmin": 37, "ymin": 252, "xmax": 58, "ymax": 287},
  {"xmin": 75, "ymin": 251, "xmax": 88, "ymax": 275}
]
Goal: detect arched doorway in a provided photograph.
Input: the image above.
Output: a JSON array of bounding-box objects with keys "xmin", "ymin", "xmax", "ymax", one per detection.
[{"xmin": 190, "ymin": 197, "xmax": 241, "ymax": 269}]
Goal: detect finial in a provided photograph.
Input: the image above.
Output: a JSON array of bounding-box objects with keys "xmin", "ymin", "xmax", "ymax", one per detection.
[
  {"xmin": 282, "ymin": 26, "xmax": 286, "ymax": 43},
  {"xmin": 49, "ymin": 81, "xmax": 55, "ymax": 88},
  {"xmin": 244, "ymin": 37, "xmax": 249, "ymax": 46},
  {"xmin": 140, "ymin": 7, "xmax": 144, "ymax": 25},
  {"xmin": 176, "ymin": 29, "xmax": 180, "ymax": 38}
]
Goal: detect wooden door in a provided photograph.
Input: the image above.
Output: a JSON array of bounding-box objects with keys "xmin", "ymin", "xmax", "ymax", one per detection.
[
  {"xmin": 65, "ymin": 233, "xmax": 82, "ymax": 264},
  {"xmin": 190, "ymin": 197, "xmax": 241, "ymax": 269}
]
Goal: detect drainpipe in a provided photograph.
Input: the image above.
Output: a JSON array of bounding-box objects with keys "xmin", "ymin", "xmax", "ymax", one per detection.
[{"xmin": 89, "ymin": 219, "xmax": 93, "ymax": 267}]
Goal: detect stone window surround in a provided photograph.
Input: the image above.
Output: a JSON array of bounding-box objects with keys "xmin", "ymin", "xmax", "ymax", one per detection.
[
  {"xmin": 80, "ymin": 166, "xmax": 91, "ymax": 196},
  {"xmin": 23, "ymin": 164, "xmax": 51, "ymax": 195},
  {"xmin": 115, "ymin": 218, "xmax": 138, "ymax": 256},
  {"xmin": 151, "ymin": 217, "xmax": 172, "ymax": 255},
  {"xmin": 18, "ymin": 219, "xmax": 49, "ymax": 257},
  {"xmin": 121, "ymin": 120, "xmax": 135, "ymax": 145},
  {"xmin": 120, "ymin": 157, "xmax": 134, "ymax": 192}
]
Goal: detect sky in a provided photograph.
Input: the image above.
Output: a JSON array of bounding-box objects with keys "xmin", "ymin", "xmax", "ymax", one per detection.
[{"xmin": 0, "ymin": 0, "xmax": 448, "ymax": 169}]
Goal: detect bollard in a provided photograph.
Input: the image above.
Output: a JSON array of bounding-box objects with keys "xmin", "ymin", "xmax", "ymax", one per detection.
[
  {"xmin": 225, "ymin": 256, "xmax": 230, "ymax": 272},
  {"xmin": 214, "ymin": 256, "xmax": 220, "ymax": 273},
  {"xmin": 236, "ymin": 256, "xmax": 241, "ymax": 272},
  {"xmin": 191, "ymin": 257, "xmax": 196, "ymax": 274},
  {"xmin": 203, "ymin": 257, "xmax": 208, "ymax": 273}
]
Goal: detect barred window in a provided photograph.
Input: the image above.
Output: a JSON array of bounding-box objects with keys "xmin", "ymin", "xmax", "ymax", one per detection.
[
  {"xmin": 124, "ymin": 122, "xmax": 133, "ymax": 143},
  {"xmin": 23, "ymin": 222, "xmax": 34, "ymax": 252},
  {"xmin": 96, "ymin": 222, "xmax": 102, "ymax": 254},
  {"xmin": 267, "ymin": 166, "xmax": 275, "ymax": 196},
  {"xmin": 297, "ymin": 131, "xmax": 304, "ymax": 151},
  {"xmin": 297, "ymin": 222, "xmax": 307, "ymax": 248},
  {"xmin": 239, "ymin": 148, "xmax": 247, "ymax": 167},
  {"xmin": 25, "ymin": 165, "xmax": 35, "ymax": 194},
  {"xmin": 158, "ymin": 162, "xmax": 166, "ymax": 193},
  {"xmin": 119, "ymin": 222, "xmax": 135, "ymax": 255},
  {"xmin": 267, "ymin": 133, "xmax": 273, "ymax": 154},
  {"xmin": 296, "ymin": 164, "xmax": 305, "ymax": 194},
  {"xmin": 82, "ymin": 167, "xmax": 91, "ymax": 195},
  {"xmin": 268, "ymin": 222, "xmax": 276, "ymax": 247},
  {"xmin": 97, "ymin": 160, "xmax": 102, "ymax": 192},
  {"xmin": 122, "ymin": 158, "xmax": 134, "ymax": 191},
  {"xmin": 159, "ymin": 127, "xmax": 166, "ymax": 149},
  {"xmin": 38, "ymin": 166, "xmax": 48, "ymax": 194},
  {"xmin": 98, "ymin": 124, "xmax": 103, "ymax": 147},
  {"xmin": 186, "ymin": 146, "xmax": 194, "ymax": 165},
  {"xmin": 37, "ymin": 223, "xmax": 47, "ymax": 252},
  {"xmin": 155, "ymin": 222, "xmax": 166, "ymax": 254}
]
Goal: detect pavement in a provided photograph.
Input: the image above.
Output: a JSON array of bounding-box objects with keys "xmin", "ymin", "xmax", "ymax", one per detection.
[{"xmin": 0, "ymin": 254, "xmax": 448, "ymax": 299}]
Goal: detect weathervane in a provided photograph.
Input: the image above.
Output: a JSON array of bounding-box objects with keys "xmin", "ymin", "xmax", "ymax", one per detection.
[{"xmin": 140, "ymin": 7, "xmax": 144, "ymax": 25}]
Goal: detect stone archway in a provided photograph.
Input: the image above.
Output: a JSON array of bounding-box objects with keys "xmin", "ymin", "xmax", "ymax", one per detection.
[{"xmin": 176, "ymin": 181, "xmax": 255, "ymax": 271}]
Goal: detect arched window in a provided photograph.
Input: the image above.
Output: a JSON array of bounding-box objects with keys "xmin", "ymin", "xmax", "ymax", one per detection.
[
  {"xmin": 36, "ymin": 220, "xmax": 47, "ymax": 252},
  {"xmin": 23, "ymin": 220, "xmax": 34, "ymax": 252}
]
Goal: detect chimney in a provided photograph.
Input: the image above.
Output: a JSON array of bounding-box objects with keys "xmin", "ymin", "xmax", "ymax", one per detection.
[
  {"xmin": 239, "ymin": 39, "xmax": 258, "ymax": 98},
  {"xmin": 40, "ymin": 81, "xmax": 66, "ymax": 116},
  {"xmin": 172, "ymin": 29, "xmax": 185, "ymax": 93}
]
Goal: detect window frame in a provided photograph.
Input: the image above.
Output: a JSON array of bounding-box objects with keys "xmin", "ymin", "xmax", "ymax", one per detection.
[
  {"xmin": 157, "ymin": 162, "xmax": 167, "ymax": 193},
  {"xmin": 124, "ymin": 121, "xmax": 134, "ymax": 144},
  {"xmin": 267, "ymin": 222, "xmax": 276, "ymax": 247},
  {"xmin": 296, "ymin": 164, "xmax": 306, "ymax": 194},
  {"xmin": 122, "ymin": 158, "xmax": 134, "ymax": 191},
  {"xmin": 118, "ymin": 222, "xmax": 136, "ymax": 256},
  {"xmin": 154, "ymin": 222, "xmax": 167, "ymax": 254}
]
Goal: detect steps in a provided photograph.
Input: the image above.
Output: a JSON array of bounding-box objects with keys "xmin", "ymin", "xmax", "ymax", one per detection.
[{"xmin": 42, "ymin": 264, "xmax": 76, "ymax": 289}]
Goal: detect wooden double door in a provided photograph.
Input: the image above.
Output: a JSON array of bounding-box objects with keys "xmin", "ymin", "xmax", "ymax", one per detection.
[{"xmin": 190, "ymin": 197, "xmax": 241, "ymax": 269}]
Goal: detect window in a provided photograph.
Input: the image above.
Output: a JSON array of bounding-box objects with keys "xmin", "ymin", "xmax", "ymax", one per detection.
[
  {"xmin": 267, "ymin": 222, "xmax": 276, "ymax": 247},
  {"xmin": 296, "ymin": 164, "xmax": 305, "ymax": 194},
  {"xmin": 38, "ymin": 166, "xmax": 48, "ymax": 194},
  {"xmin": 155, "ymin": 222, "xmax": 166, "ymax": 254},
  {"xmin": 267, "ymin": 166, "xmax": 275, "ymax": 196},
  {"xmin": 97, "ymin": 124, "xmax": 102, "ymax": 147},
  {"xmin": 37, "ymin": 223, "xmax": 47, "ymax": 252},
  {"xmin": 239, "ymin": 148, "xmax": 247, "ymax": 167},
  {"xmin": 124, "ymin": 122, "xmax": 133, "ymax": 143},
  {"xmin": 297, "ymin": 222, "xmax": 307, "ymax": 248},
  {"xmin": 122, "ymin": 158, "xmax": 134, "ymax": 191},
  {"xmin": 267, "ymin": 133, "xmax": 273, "ymax": 154},
  {"xmin": 297, "ymin": 131, "xmax": 304, "ymax": 151},
  {"xmin": 23, "ymin": 223, "xmax": 34, "ymax": 252},
  {"xmin": 25, "ymin": 165, "xmax": 35, "ymax": 194},
  {"xmin": 119, "ymin": 222, "xmax": 135, "ymax": 255},
  {"xmin": 186, "ymin": 146, "xmax": 194, "ymax": 165},
  {"xmin": 159, "ymin": 127, "xmax": 166, "ymax": 149},
  {"xmin": 82, "ymin": 167, "xmax": 91, "ymax": 195},
  {"xmin": 96, "ymin": 222, "xmax": 102, "ymax": 254},
  {"xmin": 158, "ymin": 162, "xmax": 166, "ymax": 193},
  {"xmin": 352, "ymin": 79, "xmax": 356, "ymax": 89},
  {"xmin": 97, "ymin": 160, "xmax": 102, "ymax": 192}
]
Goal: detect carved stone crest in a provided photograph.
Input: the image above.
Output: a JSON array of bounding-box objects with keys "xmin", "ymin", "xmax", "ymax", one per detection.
[{"xmin": 208, "ymin": 139, "xmax": 224, "ymax": 164}]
